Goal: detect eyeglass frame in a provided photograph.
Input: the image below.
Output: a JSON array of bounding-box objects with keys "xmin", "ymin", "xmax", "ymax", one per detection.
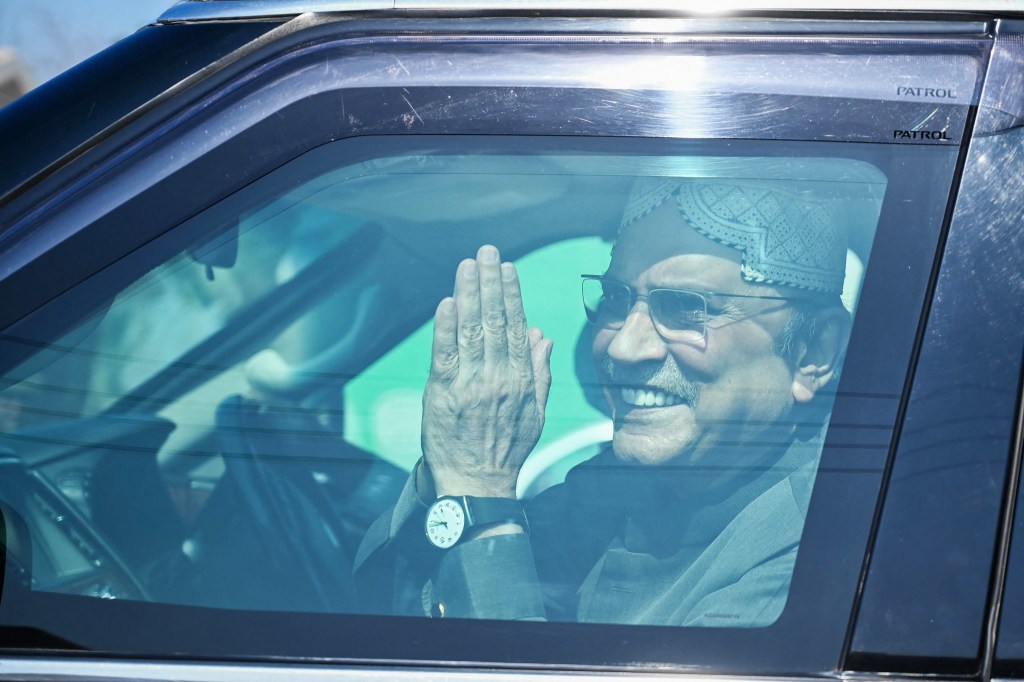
[{"xmin": 580, "ymin": 274, "xmax": 794, "ymax": 342}]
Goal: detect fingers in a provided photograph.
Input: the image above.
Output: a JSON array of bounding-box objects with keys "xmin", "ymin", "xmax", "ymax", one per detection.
[
  {"xmin": 501, "ymin": 262, "xmax": 532, "ymax": 370},
  {"xmin": 477, "ymin": 245, "xmax": 509, "ymax": 367},
  {"xmin": 446, "ymin": 245, "xmax": 536, "ymax": 384},
  {"xmin": 454, "ymin": 257, "xmax": 484, "ymax": 374},
  {"xmin": 429, "ymin": 297, "xmax": 460, "ymax": 383},
  {"xmin": 529, "ymin": 327, "xmax": 554, "ymax": 413}
]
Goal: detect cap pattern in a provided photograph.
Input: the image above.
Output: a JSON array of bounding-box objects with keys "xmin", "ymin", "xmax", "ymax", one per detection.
[{"xmin": 621, "ymin": 177, "xmax": 847, "ymax": 295}]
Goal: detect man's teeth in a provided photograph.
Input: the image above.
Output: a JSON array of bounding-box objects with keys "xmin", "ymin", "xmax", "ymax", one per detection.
[{"xmin": 620, "ymin": 387, "xmax": 680, "ymax": 407}]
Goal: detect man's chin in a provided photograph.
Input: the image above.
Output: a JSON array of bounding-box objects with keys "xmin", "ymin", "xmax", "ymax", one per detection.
[{"xmin": 609, "ymin": 428, "xmax": 696, "ymax": 468}]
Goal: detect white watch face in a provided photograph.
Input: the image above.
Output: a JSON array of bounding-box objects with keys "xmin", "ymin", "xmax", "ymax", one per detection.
[{"xmin": 426, "ymin": 498, "xmax": 466, "ymax": 549}]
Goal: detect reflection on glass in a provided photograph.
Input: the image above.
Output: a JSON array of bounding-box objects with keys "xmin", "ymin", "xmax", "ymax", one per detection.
[{"xmin": 0, "ymin": 139, "xmax": 935, "ymax": 632}]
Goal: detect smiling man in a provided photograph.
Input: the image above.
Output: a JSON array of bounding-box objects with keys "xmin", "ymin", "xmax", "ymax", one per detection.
[{"xmin": 355, "ymin": 174, "xmax": 853, "ymax": 626}]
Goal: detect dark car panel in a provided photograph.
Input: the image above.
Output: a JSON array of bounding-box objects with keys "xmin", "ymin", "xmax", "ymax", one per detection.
[{"xmin": 0, "ymin": 21, "xmax": 280, "ymax": 210}]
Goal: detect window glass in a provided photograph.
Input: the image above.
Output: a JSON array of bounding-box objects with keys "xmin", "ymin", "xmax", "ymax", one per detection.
[{"xmin": 0, "ymin": 136, "xmax": 957, "ymax": 665}]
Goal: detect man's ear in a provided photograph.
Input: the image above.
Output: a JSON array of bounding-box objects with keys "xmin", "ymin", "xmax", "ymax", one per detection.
[{"xmin": 791, "ymin": 307, "xmax": 851, "ymax": 404}]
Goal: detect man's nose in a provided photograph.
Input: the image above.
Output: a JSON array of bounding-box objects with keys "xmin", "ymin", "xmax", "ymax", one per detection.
[{"xmin": 605, "ymin": 303, "xmax": 669, "ymax": 364}]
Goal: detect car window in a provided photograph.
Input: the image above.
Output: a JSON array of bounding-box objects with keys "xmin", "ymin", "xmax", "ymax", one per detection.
[
  {"xmin": 0, "ymin": 133, "xmax": 959, "ymax": 656},
  {"xmin": 0, "ymin": 22, "xmax": 986, "ymax": 673}
]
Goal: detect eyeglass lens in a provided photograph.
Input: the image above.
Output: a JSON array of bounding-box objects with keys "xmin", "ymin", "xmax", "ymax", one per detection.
[{"xmin": 582, "ymin": 278, "xmax": 706, "ymax": 341}]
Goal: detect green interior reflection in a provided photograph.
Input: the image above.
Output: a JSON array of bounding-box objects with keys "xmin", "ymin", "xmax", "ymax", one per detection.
[{"xmin": 0, "ymin": 138, "xmax": 891, "ymax": 625}]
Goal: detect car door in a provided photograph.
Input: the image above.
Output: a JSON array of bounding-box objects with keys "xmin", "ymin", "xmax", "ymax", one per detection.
[{"xmin": 0, "ymin": 6, "xmax": 1021, "ymax": 681}]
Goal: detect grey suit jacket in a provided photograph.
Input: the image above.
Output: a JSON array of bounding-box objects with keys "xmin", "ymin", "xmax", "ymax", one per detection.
[{"xmin": 354, "ymin": 433, "xmax": 821, "ymax": 627}]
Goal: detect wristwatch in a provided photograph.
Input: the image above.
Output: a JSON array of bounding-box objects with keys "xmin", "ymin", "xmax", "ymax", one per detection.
[{"xmin": 424, "ymin": 496, "xmax": 527, "ymax": 549}]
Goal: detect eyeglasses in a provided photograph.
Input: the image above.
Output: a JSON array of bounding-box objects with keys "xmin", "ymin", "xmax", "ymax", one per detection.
[{"xmin": 581, "ymin": 274, "xmax": 792, "ymax": 342}]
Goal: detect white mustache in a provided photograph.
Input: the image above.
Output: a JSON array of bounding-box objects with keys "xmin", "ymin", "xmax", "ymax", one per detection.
[{"xmin": 599, "ymin": 356, "xmax": 700, "ymax": 405}]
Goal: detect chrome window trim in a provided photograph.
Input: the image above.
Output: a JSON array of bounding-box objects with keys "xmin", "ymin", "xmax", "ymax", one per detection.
[
  {"xmin": 158, "ymin": 0, "xmax": 1024, "ymax": 23},
  {"xmin": 0, "ymin": 659, "xmax": 975, "ymax": 681}
]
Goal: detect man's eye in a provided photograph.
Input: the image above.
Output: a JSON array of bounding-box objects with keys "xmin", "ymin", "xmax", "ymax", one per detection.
[
  {"xmin": 602, "ymin": 287, "xmax": 630, "ymax": 308},
  {"xmin": 655, "ymin": 292, "xmax": 706, "ymax": 328},
  {"xmin": 671, "ymin": 308, "xmax": 707, "ymax": 324}
]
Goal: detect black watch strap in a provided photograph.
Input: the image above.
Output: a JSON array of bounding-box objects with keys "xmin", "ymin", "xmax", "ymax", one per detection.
[{"xmin": 453, "ymin": 496, "xmax": 528, "ymax": 533}]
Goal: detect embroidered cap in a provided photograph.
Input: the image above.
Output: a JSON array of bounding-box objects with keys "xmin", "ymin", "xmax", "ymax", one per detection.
[{"xmin": 621, "ymin": 175, "xmax": 857, "ymax": 296}]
